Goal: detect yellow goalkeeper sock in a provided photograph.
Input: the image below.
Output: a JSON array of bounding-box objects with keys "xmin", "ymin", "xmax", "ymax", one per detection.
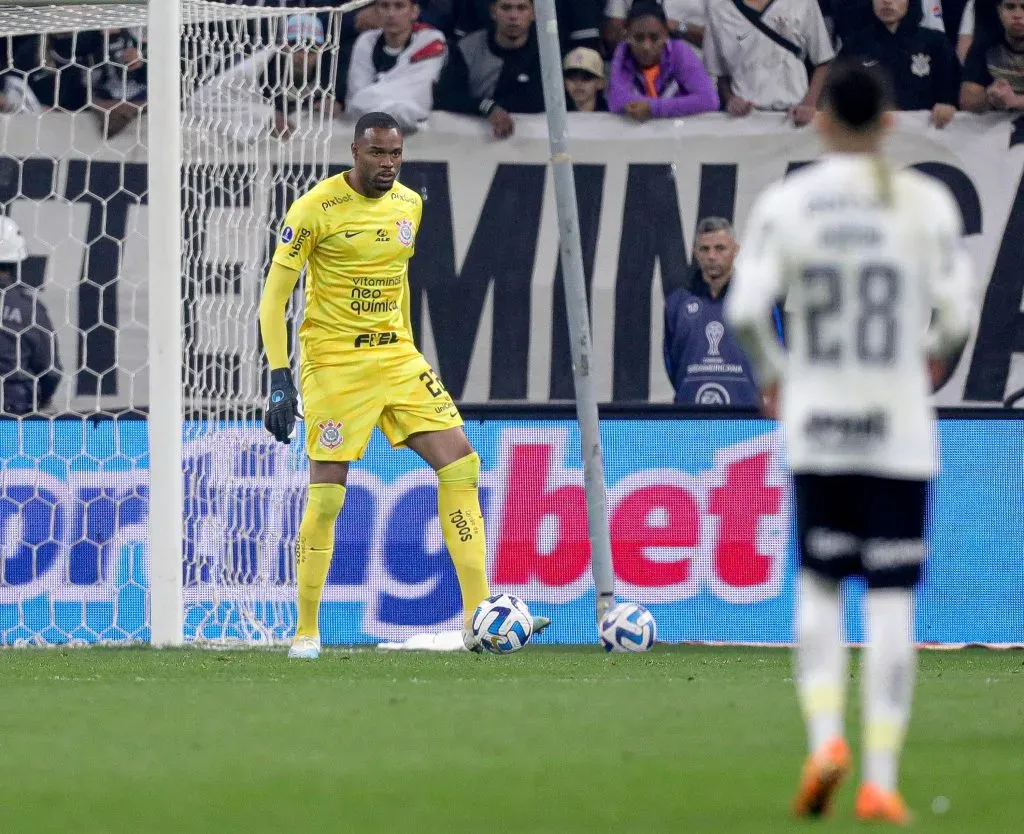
[
  {"xmin": 437, "ymin": 453, "xmax": 490, "ymax": 629},
  {"xmin": 295, "ymin": 483, "xmax": 346, "ymax": 640}
]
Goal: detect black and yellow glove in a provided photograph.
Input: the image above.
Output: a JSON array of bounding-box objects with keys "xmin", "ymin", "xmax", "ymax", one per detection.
[{"xmin": 264, "ymin": 368, "xmax": 299, "ymax": 444}]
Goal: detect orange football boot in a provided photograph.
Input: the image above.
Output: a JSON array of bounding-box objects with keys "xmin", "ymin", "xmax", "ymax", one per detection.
[
  {"xmin": 855, "ymin": 782, "xmax": 911, "ymax": 825},
  {"xmin": 792, "ymin": 737, "xmax": 852, "ymax": 817}
]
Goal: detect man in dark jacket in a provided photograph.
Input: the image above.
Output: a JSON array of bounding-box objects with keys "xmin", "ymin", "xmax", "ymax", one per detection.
[
  {"xmin": 0, "ymin": 217, "xmax": 62, "ymax": 416},
  {"xmin": 442, "ymin": 0, "xmax": 602, "ymax": 51},
  {"xmin": 663, "ymin": 218, "xmax": 773, "ymax": 407},
  {"xmin": 841, "ymin": 0, "xmax": 960, "ymax": 127},
  {"xmin": 433, "ymin": 0, "xmax": 545, "ymax": 137}
]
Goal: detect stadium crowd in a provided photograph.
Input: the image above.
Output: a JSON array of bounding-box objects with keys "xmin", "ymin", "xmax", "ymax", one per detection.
[
  {"xmin": 0, "ymin": 0, "xmax": 1020, "ymax": 410},
  {"xmin": 0, "ymin": 0, "xmax": 1022, "ymax": 138}
]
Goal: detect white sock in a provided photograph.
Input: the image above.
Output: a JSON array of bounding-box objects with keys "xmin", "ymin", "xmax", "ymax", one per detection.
[
  {"xmin": 794, "ymin": 569, "xmax": 847, "ymax": 754},
  {"xmin": 863, "ymin": 588, "xmax": 916, "ymax": 792}
]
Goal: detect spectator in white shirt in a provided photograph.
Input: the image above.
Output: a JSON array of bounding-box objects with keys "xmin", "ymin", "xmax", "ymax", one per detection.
[
  {"xmin": 705, "ymin": 0, "xmax": 835, "ymax": 126},
  {"xmin": 347, "ymin": 0, "xmax": 448, "ymax": 131},
  {"xmin": 604, "ymin": 0, "xmax": 706, "ymax": 49}
]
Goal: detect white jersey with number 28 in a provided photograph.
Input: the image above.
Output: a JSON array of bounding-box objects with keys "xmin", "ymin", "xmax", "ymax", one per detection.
[{"xmin": 726, "ymin": 154, "xmax": 975, "ymax": 479}]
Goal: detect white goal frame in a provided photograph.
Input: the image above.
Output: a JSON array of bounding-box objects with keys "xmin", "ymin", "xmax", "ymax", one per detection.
[
  {"xmin": 1, "ymin": 0, "xmax": 375, "ymax": 646},
  {"xmin": 147, "ymin": 0, "xmax": 183, "ymax": 646}
]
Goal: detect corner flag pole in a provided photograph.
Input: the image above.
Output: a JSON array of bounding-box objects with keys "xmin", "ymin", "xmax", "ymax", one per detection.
[{"xmin": 535, "ymin": 0, "xmax": 616, "ymax": 627}]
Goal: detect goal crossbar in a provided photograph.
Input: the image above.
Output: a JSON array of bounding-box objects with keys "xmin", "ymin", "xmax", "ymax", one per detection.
[{"xmin": 0, "ymin": 0, "xmax": 375, "ymax": 36}]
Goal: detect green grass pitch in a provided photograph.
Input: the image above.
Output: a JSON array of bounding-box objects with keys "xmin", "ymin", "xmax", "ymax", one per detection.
[{"xmin": 1, "ymin": 646, "xmax": 1021, "ymax": 832}]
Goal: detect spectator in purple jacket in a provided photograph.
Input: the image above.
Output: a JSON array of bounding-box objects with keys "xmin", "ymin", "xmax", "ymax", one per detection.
[{"xmin": 607, "ymin": 0, "xmax": 718, "ymax": 122}]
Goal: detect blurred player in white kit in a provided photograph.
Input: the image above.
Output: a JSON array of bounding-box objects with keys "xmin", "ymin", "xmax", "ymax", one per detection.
[{"xmin": 726, "ymin": 58, "xmax": 975, "ymax": 824}]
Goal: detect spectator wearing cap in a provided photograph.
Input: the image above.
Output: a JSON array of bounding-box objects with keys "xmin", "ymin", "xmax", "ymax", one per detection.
[
  {"xmin": 261, "ymin": 13, "xmax": 339, "ymax": 138},
  {"xmin": 840, "ymin": 0, "xmax": 960, "ymax": 128},
  {"xmin": 564, "ymin": 47, "xmax": 609, "ymax": 111},
  {"xmin": 0, "ymin": 217, "xmax": 62, "ymax": 416},
  {"xmin": 347, "ymin": 0, "xmax": 447, "ymax": 131},
  {"xmin": 704, "ymin": 0, "xmax": 835, "ymax": 127},
  {"xmin": 434, "ymin": 0, "xmax": 544, "ymax": 138},
  {"xmin": 607, "ymin": 0, "xmax": 718, "ymax": 122},
  {"xmin": 604, "ymin": 0, "xmax": 707, "ymax": 51}
]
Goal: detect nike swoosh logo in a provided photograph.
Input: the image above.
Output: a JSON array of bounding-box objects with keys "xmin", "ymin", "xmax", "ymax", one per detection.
[
  {"xmin": 344, "ymin": 231, "xmax": 364, "ymax": 238},
  {"xmin": 862, "ymin": 60, "xmax": 879, "ymax": 67},
  {"xmin": 738, "ymin": 32, "xmax": 751, "ymax": 41}
]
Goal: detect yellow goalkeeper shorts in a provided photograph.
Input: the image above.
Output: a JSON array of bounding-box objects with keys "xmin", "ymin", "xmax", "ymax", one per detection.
[{"xmin": 300, "ymin": 347, "xmax": 463, "ymax": 462}]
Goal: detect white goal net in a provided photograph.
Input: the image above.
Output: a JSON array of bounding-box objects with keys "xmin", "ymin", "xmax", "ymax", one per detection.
[{"xmin": 0, "ymin": 0, "xmax": 364, "ymax": 645}]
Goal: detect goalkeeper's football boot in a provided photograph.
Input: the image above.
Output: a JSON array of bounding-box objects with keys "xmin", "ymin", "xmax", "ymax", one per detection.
[
  {"xmin": 462, "ymin": 628, "xmax": 483, "ymax": 653},
  {"xmin": 531, "ymin": 616, "xmax": 552, "ymax": 636},
  {"xmin": 792, "ymin": 737, "xmax": 851, "ymax": 817},
  {"xmin": 855, "ymin": 783, "xmax": 910, "ymax": 825},
  {"xmin": 288, "ymin": 635, "xmax": 321, "ymax": 660}
]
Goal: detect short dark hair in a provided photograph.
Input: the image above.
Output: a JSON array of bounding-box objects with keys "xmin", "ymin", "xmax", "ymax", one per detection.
[
  {"xmin": 626, "ymin": 0, "xmax": 668, "ymax": 26},
  {"xmin": 353, "ymin": 111, "xmax": 402, "ymax": 141},
  {"xmin": 822, "ymin": 58, "xmax": 891, "ymax": 132},
  {"xmin": 696, "ymin": 217, "xmax": 734, "ymax": 237}
]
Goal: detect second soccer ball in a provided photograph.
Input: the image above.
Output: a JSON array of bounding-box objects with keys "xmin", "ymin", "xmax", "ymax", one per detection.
[{"xmin": 600, "ymin": 603, "xmax": 657, "ymax": 652}]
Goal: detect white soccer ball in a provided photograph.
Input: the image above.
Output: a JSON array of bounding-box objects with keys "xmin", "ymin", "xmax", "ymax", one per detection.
[
  {"xmin": 600, "ymin": 602, "xmax": 657, "ymax": 652},
  {"xmin": 471, "ymin": 594, "xmax": 533, "ymax": 654}
]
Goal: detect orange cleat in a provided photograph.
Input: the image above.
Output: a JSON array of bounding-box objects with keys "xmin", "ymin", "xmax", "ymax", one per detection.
[
  {"xmin": 792, "ymin": 737, "xmax": 852, "ymax": 817},
  {"xmin": 855, "ymin": 783, "xmax": 911, "ymax": 825}
]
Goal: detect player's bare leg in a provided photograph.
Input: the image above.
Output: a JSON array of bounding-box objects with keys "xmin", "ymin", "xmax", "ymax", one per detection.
[
  {"xmin": 792, "ymin": 570, "xmax": 851, "ymax": 816},
  {"xmin": 405, "ymin": 427, "xmax": 551, "ymax": 649},
  {"xmin": 289, "ymin": 460, "xmax": 349, "ymax": 660}
]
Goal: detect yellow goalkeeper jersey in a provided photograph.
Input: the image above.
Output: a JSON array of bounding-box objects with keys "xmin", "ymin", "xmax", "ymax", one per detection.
[{"xmin": 271, "ymin": 171, "xmax": 423, "ymax": 365}]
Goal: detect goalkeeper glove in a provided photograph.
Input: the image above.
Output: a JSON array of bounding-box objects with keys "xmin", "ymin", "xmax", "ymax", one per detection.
[{"xmin": 264, "ymin": 368, "xmax": 299, "ymax": 444}]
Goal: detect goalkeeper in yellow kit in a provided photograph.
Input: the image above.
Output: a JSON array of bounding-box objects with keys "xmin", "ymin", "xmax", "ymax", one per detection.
[{"xmin": 259, "ymin": 112, "xmax": 546, "ymax": 658}]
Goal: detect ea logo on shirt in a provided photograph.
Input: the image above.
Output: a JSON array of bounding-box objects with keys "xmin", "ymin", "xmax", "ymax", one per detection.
[
  {"xmin": 281, "ymin": 225, "xmax": 295, "ymax": 244},
  {"xmin": 397, "ymin": 218, "xmax": 415, "ymax": 247},
  {"xmin": 317, "ymin": 419, "xmax": 343, "ymax": 450}
]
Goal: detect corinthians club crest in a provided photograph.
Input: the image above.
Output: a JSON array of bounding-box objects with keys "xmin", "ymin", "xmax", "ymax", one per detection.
[
  {"xmin": 396, "ymin": 218, "xmax": 415, "ymax": 247},
  {"xmin": 911, "ymin": 53, "xmax": 931, "ymax": 78},
  {"xmin": 317, "ymin": 419, "xmax": 343, "ymax": 450}
]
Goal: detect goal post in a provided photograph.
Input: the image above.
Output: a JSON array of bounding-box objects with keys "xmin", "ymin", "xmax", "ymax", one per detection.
[
  {"xmin": 147, "ymin": 0, "xmax": 183, "ymax": 647},
  {"xmin": 0, "ymin": 0, "xmax": 372, "ymax": 646}
]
